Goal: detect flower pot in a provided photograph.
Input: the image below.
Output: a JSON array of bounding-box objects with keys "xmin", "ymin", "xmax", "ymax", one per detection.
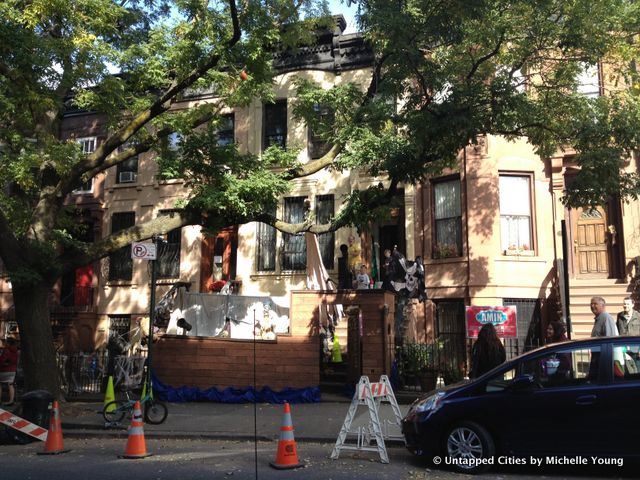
[{"xmin": 419, "ymin": 371, "xmax": 438, "ymax": 393}]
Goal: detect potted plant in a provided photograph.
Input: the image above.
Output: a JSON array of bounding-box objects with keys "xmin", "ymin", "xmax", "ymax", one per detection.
[
  {"xmin": 418, "ymin": 365, "xmax": 439, "ymax": 392},
  {"xmin": 442, "ymin": 365, "xmax": 465, "ymax": 385},
  {"xmin": 416, "ymin": 342, "xmax": 442, "ymax": 392},
  {"xmin": 433, "ymin": 243, "xmax": 459, "ymax": 259}
]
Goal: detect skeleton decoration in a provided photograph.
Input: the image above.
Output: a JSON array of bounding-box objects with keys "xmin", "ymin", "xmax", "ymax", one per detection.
[
  {"xmin": 383, "ymin": 247, "xmax": 427, "ymax": 301},
  {"xmin": 154, "ymin": 281, "xmax": 191, "ymax": 327}
]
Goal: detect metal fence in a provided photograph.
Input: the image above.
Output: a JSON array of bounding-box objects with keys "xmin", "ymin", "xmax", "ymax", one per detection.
[
  {"xmin": 57, "ymin": 352, "xmax": 106, "ymax": 397},
  {"xmin": 395, "ymin": 337, "xmax": 542, "ymax": 391},
  {"xmin": 56, "ymin": 352, "xmax": 146, "ymax": 398}
]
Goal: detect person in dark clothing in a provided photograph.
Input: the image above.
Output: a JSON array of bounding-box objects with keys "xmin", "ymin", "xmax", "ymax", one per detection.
[
  {"xmin": 544, "ymin": 321, "xmax": 571, "ymax": 378},
  {"xmin": 546, "ymin": 321, "xmax": 568, "ymax": 343},
  {"xmin": 0, "ymin": 337, "xmax": 19, "ymax": 405},
  {"xmin": 337, "ymin": 244, "xmax": 352, "ymax": 289},
  {"xmin": 470, "ymin": 323, "xmax": 506, "ymax": 379},
  {"xmin": 616, "ymin": 297, "xmax": 640, "ymax": 335}
]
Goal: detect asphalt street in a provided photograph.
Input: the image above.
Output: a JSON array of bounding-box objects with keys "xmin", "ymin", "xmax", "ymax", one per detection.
[{"xmin": 0, "ymin": 437, "xmax": 636, "ymax": 480}]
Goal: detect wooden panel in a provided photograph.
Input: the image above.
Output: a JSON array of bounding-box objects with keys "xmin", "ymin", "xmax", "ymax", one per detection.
[{"xmin": 575, "ymin": 206, "xmax": 609, "ymax": 276}]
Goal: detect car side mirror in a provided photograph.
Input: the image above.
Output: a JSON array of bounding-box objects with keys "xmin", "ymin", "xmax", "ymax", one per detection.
[{"xmin": 510, "ymin": 374, "xmax": 535, "ymax": 391}]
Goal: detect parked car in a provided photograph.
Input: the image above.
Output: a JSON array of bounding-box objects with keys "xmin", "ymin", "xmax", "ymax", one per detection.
[{"xmin": 402, "ymin": 336, "xmax": 640, "ymax": 473}]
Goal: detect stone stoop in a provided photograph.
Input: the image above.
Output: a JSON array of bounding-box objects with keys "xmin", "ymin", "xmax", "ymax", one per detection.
[{"xmin": 568, "ymin": 278, "xmax": 633, "ymax": 339}]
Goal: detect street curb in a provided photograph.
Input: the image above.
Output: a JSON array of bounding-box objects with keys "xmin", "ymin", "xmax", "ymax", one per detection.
[{"xmin": 61, "ymin": 426, "xmax": 407, "ymax": 447}]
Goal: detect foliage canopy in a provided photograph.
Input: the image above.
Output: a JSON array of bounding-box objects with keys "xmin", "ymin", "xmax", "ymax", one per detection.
[{"xmin": 1, "ymin": 0, "xmax": 640, "ymax": 394}]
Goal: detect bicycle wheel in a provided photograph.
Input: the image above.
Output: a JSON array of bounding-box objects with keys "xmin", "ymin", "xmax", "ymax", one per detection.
[
  {"xmin": 144, "ymin": 399, "xmax": 168, "ymax": 424},
  {"xmin": 103, "ymin": 400, "xmax": 128, "ymax": 424}
]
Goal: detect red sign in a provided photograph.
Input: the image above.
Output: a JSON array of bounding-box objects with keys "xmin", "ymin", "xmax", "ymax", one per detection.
[{"xmin": 466, "ymin": 306, "xmax": 518, "ymax": 339}]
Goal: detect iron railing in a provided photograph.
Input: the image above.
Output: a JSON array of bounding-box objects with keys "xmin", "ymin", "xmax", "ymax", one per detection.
[
  {"xmin": 57, "ymin": 352, "xmax": 146, "ymax": 398},
  {"xmin": 395, "ymin": 337, "xmax": 542, "ymax": 391}
]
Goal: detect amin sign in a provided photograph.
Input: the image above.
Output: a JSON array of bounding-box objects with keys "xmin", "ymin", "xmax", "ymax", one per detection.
[{"xmin": 466, "ymin": 306, "xmax": 518, "ymax": 339}]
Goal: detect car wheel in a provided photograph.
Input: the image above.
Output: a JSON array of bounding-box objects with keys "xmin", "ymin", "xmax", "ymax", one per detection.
[{"xmin": 444, "ymin": 421, "xmax": 495, "ymax": 474}]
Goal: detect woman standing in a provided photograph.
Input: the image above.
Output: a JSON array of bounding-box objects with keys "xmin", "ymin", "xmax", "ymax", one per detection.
[
  {"xmin": 0, "ymin": 337, "xmax": 19, "ymax": 406},
  {"xmin": 470, "ymin": 324, "xmax": 506, "ymax": 379},
  {"xmin": 546, "ymin": 321, "xmax": 568, "ymax": 343}
]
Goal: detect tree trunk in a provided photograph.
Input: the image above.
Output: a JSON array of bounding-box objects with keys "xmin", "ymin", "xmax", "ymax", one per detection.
[{"xmin": 12, "ymin": 283, "xmax": 60, "ymax": 398}]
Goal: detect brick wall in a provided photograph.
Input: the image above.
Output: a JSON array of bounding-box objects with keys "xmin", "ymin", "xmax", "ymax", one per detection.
[
  {"xmin": 153, "ymin": 290, "xmax": 396, "ymax": 390},
  {"xmin": 153, "ymin": 334, "xmax": 318, "ymax": 390}
]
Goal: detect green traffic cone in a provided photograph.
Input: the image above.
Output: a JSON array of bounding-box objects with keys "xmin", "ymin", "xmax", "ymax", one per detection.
[
  {"xmin": 104, "ymin": 376, "xmax": 116, "ymax": 412},
  {"xmin": 331, "ymin": 335, "xmax": 342, "ymax": 363}
]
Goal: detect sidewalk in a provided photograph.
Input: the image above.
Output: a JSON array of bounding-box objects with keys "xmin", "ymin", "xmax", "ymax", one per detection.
[{"xmin": 54, "ymin": 391, "xmax": 420, "ymax": 443}]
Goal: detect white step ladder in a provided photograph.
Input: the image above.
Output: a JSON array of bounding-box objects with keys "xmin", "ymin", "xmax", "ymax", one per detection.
[{"xmin": 330, "ymin": 375, "xmax": 405, "ymax": 464}]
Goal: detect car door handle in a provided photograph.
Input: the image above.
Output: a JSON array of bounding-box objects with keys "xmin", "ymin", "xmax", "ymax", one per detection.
[{"xmin": 575, "ymin": 395, "xmax": 597, "ymax": 405}]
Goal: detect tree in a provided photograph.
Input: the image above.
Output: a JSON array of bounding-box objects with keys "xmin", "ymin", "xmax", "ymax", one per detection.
[
  {"xmin": 2, "ymin": 0, "xmax": 640, "ymax": 396},
  {"xmin": 0, "ymin": 0, "xmax": 335, "ymax": 396}
]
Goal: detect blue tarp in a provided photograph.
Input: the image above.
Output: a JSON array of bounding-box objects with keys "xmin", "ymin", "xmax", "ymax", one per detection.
[{"xmin": 152, "ymin": 372, "xmax": 321, "ymax": 404}]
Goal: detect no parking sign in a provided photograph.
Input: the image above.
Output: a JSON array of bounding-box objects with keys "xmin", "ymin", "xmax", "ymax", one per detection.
[{"xmin": 131, "ymin": 242, "xmax": 157, "ymax": 260}]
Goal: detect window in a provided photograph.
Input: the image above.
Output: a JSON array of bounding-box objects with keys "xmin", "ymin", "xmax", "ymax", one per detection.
[
  {"xmin": 255, "ymin": 194, "xmax": 334, "ymax": 273},
  {"xmin": 433, "ymin": 177, "xmax": 462, "ymax": 258},
  {"xmin": 157, "ymin": 211, "xmax": 182, "ymax": 279},
  {"xmin": 282, "ymin": 197, "xmax": 307, "ymax": 271},
  {"xmin": 263, "ymin": 100, "xmax": 287, "ymax": 150},
  {"xmin": 167, "ymin": 132, "xmax": 181, "ymax": 152},
  {"xmin": 521, "ymin": 345, "xmax": 601, "ymax": 388},
  {"xmin": 576, "ymin": 62, "xmax": 601, "ymax": 98},
  {"xmin": 73, "ymin": 137, "xmax": 96, "ymax": 193},
  {"xmin": 116, "ymin": 154, "xmax": 138, "ymax": 184},
  {"xmin": 499, "ymin": 174, "xmax": 533, "ymax": 253},
  {"xmin": 217, "ymin": 114, "xmax": 235, "ymax": 146},
  {"xmin": 256, "ymin": 214, "xmax": 277, "ymax": 272},
  {"xmin": 435, "ymin": 300, "xmax": 467, "ymax": 377},
  {"xmin": 503, "ymin": 298, "xmax": 542, "ymax": 354},
  {"xmin": 485, "ymin": 367, "xmax": 516, "ymax": 393},
  {"xmin": 108, "ymin": 212, "xmax": 135, "ymax": 281},
  {"xmin": 316, "ymin": 194, "xmax": 335, "ymax": 269},
  {"xmin": 613, "ymin": 344, "xmax": 640, "ymax": 382},
  {"xmin": 308, "ymin": 104, "xmax": 334, "ymax": 159},
  {"xmin": 109, "ymin": 315, "xmax": 131, "ymax": 344}
]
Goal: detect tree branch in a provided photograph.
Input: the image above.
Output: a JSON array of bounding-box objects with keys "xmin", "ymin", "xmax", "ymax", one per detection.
[
  {"xmin": 59, "ymin": 0, "xmax": 242, "ymax": 194},
  {"xmin": 61, "ymin": 212, "xmax": 193, "ymax": 270},
  {"xmin": 466, "ymin": 35, "xmax": 504, "ymax": 81},
  {"xmin": 84, "ymin": 102, "xmax": 224, "ymax": 178},
  {"xmin": 282, "ymin": 144, "xmax": 342, "ymax": 180}
]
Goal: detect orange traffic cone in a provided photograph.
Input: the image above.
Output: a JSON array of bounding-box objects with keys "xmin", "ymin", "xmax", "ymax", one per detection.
[
  {"xmin": 119, "ymin": 401, "xmax": 151, "ymax": 459},
  {"xmin": 269, "ymin": 402, "xmax": 303, "ymax": 470},
  {"xmin": 38, "ymin": 400, "xmax": 70, "ymax": 455}
]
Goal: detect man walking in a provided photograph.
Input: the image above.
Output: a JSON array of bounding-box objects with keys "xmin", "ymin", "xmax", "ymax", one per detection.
[
  {"xmin": 616, "ymin": 297, "xmax": 640, "ymax": 335},
  {"xmin": 590, "ymin": 296, "xmax": 619, "ymax": 337}
]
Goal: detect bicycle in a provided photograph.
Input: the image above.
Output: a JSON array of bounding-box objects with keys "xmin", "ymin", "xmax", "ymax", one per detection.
[{"xmin": 102, "ymin": 388, "xmax": 168, "ymax": 425}]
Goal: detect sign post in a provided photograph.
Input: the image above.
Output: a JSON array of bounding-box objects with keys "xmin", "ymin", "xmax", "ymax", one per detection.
[{"xmin": 131, "ymin": 240, "xmax": 159, "ymax": 393}]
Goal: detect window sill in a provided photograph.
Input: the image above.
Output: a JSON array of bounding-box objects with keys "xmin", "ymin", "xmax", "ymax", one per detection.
[
  {"xmin": 503, "ymin": 250, "xmax": 535, "ymax": 257},
  {"xmin": 495, "ymin": 255, "xmax": 546, "ymax": 263},
  {"xmin": 105, "ymin": 280, "xmax": 135, "ymax": 287},
  {"xmin": 250, "ymin": 271, "xmax": 307, "ymax": 280},
  {"xmin": 427, "ymin": 256, "xmax": 466, "ymax": 264},
  {"xmin": 108, "ymin": 183, "xmax": 142, "ymax": 192},
  {"xmin": 154, "ymin": 178, "xmax": 184, "ymax": 189}
]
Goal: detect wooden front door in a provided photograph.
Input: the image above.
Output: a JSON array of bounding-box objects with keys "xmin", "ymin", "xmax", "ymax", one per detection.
[{"xmin": 575, "ymin": 206, "xmax": 609, "ymax": 276}]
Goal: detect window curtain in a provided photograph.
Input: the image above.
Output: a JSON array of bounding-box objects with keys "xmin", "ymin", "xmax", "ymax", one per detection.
[
  {"xmin": 315, "ymin": 194, "xmax": 334, "ymax": 269},
  {"xmin": 109, "ymin": 212, "xmax": 135, "ymax": 280},
  {"xmin": 434, "ymin": 179, "xmax": 462, "ymax": 254},
  {"xmin": 499, "ymin": 176, "xmax": 531, "ymax": 250},
  {"xmin": 283, "ymin": 197, "xmax": 306, "ymax": 270}
]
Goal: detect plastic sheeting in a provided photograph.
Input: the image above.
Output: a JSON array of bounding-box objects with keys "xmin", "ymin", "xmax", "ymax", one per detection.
[
  {"xmin": 171, "ymin": 293, "xmax": 290, "ymax": 339},
  {"xmin": 152, "ymin": 371, "xmax": 320, "ymax": 404}
]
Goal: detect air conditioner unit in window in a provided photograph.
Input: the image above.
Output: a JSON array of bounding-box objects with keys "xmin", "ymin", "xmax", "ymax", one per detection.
[{"xmin": 118, "ymin": 171, "xmax": 136, "ymax": 183}]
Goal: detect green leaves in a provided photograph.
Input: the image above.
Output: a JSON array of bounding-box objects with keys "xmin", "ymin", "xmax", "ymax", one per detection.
[{"xmin": 348, "ymin": 0, "xmax": 640, "ymax": 206}]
